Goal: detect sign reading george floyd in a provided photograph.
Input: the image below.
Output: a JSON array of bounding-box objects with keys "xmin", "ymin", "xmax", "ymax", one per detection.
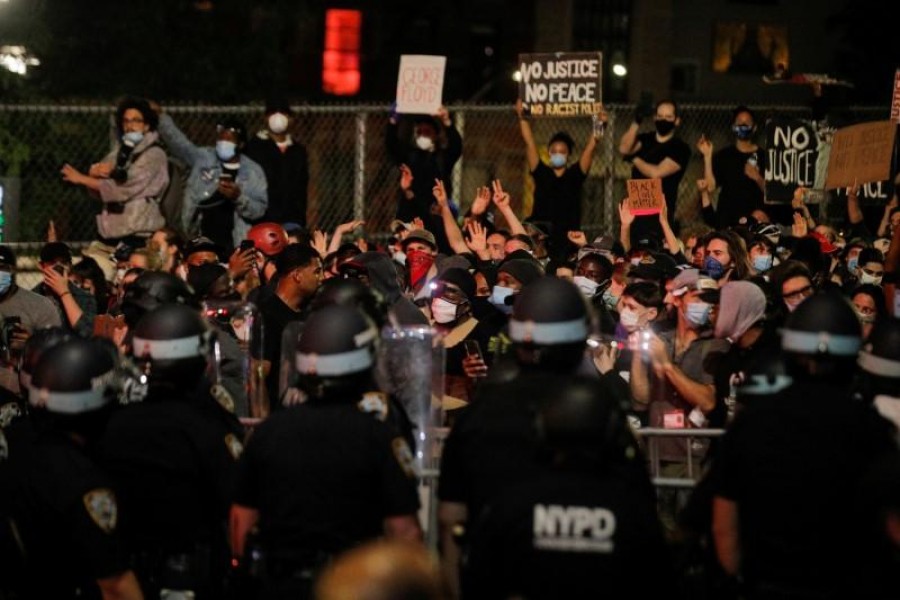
[
  {"xmin": 518, "ymin": 52, "xmax": 603, "ymax": 118},
  {"xmin": 764, "ymin": 117, "xmax": 823, "ymax": 203},
  {"xmin": 825, "ymin": 121, "xmax": 896, "ymax": 190},
  {"xmin": 626, "ymin": 178, "xmax": 665, "ymax": 215},
  {"xmin": 395, "ymin": 55, "xmax": 447, "ymax": 115}
]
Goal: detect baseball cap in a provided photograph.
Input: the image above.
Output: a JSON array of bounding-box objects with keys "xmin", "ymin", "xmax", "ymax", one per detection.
[
  {"xmin": 669, "ymin": 268, "xmax": 720, "ymax": 302},
  {"xmin": 401, "ymin": 229, "xmax": 437, "ymax": 251},
  {"xmin": 184, "ymin": 236, "xmax": 223, "ymax": 259},
  {"xmin": 628, "ymin": 252, "xmax": 680, "ymax": 282}
]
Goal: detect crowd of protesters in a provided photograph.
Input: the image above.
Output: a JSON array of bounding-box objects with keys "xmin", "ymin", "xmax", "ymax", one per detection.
[{"xmin": 0, "ymin": 92, "xmax": 899, "ymax": 600}]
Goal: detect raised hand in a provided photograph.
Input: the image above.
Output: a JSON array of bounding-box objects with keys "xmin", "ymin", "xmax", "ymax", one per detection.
[
  {"xmin": 791, "ymin": 211, "xmax": 808, "ymax": 238},
  {"xmin": 471, "ymin": 186, "xmax": 491, "ymax": 216},
  {"xmin": 311, "ymin": 229, "xmax": 328, "ymax": 256},
  {"xmin": 465, "ymin": 220, "xmax": 487, "ymax": 253},
  {"xmin": 399, "ymin": 164, "xmax": 413, "ymax": 192},
  {"xmin": 618, "ymin": 198, "xmax": 635, "ymax": 227},
  {"xmin": 491, "ymin": 179, "xmax": 511, "ymax": 209},
  {"xmin": 432, "ymin": 179, "xmax": 448, "ymax": 208},
  {"xmin": 696, "ymin": 135, "xmax": 713, "ymax": 157},
  {"xmin": 567, "ymin": 230, "xmax": 588, "ymax": 247},
  {"xmin": 411, "ymin": 217, "xmax": 425, "ymax": 231},
  {"xmin": 696, "ymin": 179, "xmax": 709, "ymax": 193}
]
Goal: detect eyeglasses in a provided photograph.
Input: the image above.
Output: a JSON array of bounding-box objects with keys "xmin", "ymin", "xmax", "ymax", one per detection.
[
  {"xmin": 783, "ymin": 285, "xmax": 813, "ymax": 301},
  {"xmin": 122, "ymin": 117, "xmax": 145, "ymax": 125}
]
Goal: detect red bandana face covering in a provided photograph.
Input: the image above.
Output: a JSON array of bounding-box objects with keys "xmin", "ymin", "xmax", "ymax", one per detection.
[{"xmin": 406, "ymin": 249, "xmax": 435, "ymax": 286}]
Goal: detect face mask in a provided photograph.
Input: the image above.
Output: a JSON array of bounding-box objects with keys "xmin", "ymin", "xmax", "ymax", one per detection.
[
  {"xmin": 391, "ymin": 250, "xmax": 407, "ymax": 265},
  {"xmin": 573, "ymin": 275, "xmax": 599, "ymax": 298},
  {"xmin": 549, "ymin": 153, "xmax": 567, "ymax": 168},
  {"xmin": 431, "ymin": 298, "xmax": 459, "ymax": 324},
  {"xmin": 406, "ymin": 249, "xmax": 435, "ymax": 285},
  {"xmin": 704, "ymin": 256, "xmax": 726, "ymax": 280},
  {"xmin": 415, "ymin": 136, "xmax": 434, "ymax": 152},
  {"xmin": 0, "ymin": 271, "xmax": 11, "ymax": 295},
  {"xmin": 630, "ymin": 257, "xmax": 642, "ymax": 266},
  {"xmin": 753, "ymin": 254, "xmax": 773, "ymax": 272},
  {"xmin": 490, "ymin": 285, "xmax": 515, "ymax": 314},
  {"xmin": 847, "ymin": 256, "xmax": 859, "ymax": 272},
  {"xmin": 684, "ymin": 302, "xmax": 711, "ymax": 328},
  {"xmin": 732, "ymin": 124, "xmax": 754, "ymax": 140},
  {"xmin": 602, "ymin": 288, "xmax": 620, "ymax": 311},
  {"xmin": 268, "ymin": 113, "xmax": 289, "ymax": 135},
  {"xmin": 854, "ymin": 308, "xmax": 877, "ymax": 325},
  {"xmin": 655, "ymin": 119, "xmax": 676, "ymax": 136},
  {"xmin": 619, "ymin": 307, "xmax": 640, "ymax": 331},
  {"xmin": 784, "ymin": 298, "xmax": 803, "ymax": 313},
  {"xmin": 859, "ymin": 271, "xmax": 883, "ymax": 286},
  {"xmin": 216, "ymin": 140, "xmax": 237, "ymax": 162},
  {"xmin": 123, "ymin": 131, "xmax": 144, "ymax": 146}
]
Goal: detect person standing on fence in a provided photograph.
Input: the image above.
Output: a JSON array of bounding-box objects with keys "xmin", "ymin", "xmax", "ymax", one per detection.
[
  {"xmin": 515, "ymin": 99, "xmax": 607, "ymax": 260},
  {"xmin": 618, "ymin": 99, "xmax": 691, "ymax": 244},
  {"xmin": 697, "ymin": 106, "xmax": 766, "ymax": 229},
  {"xmin": 386, "ymin": 105, "xmax": 461, "ymax": 253},
  {"xmin": 61, "ymin": 96, "xmax": 168, "ymax": 248},
  {"xmin": 245, "ymin": 98, "xmax": 309, "ymax": 227},
  {"xmin": 709, "ymin": 291, "xmax": 896, "ymax": 598},
  {"xmin": 153, "ymin": 104, "xmax": 267, "ymax": 255}
]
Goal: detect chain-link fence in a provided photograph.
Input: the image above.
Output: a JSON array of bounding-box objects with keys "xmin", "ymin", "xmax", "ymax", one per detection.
[{"xmin": 0, "ymin": 102, "xmax": 889, "ymax": 250}]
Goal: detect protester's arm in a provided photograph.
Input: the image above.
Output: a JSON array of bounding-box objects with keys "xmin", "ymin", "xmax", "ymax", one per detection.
[
  {"xmin": 578, "ymin": 106, "xmax": 607, "ymax": 175},
  {"xmin": 884, "ymin": 211, "xmax": 900, "ymax": 316},
  {"xmin": 327, "ymin": 220, "xmax": 365, "ymax": 255},
  {"xmin": 491, "ymin": 179, "xmax": 526, "ymax": 236},
  {"xmin": 659, "ymin": 200, "xmax": 680, "ymax": 255},
  {"xmin": 697, "ymin": 135, "xmax": 716, "ymax": 191},
  {"xmin": 385, "ymin": 109, "xmax": 406, "ymax": 165},
  {"xmin": 464, "ymin": 221, "xmax": 491, "ymax": 261},
  {"xmin": 791, "ymin": 187, "xmax": 816, "ymax": 229},
  {"xmin": 877, "ymin": 195, "xmax": 897, "ymax": 238},
  {"xmin": 42, "ymin": 266, "xmax": 83, "ymax": 330},
  {"xmin": 94, "ymin": 148, "xmax": 169, "ymax": 204},
  {"xmin": 618, "ymin": 122, "xmax": 642, "ymax": 156},
  {"xmin": 648, "ymin": 334, "xmax": 716, "ymax": 412},
  {"xmin": 438, "ymin": 106, "xmax": 463, "ymax": 167},
  {"xmin": 97, "ymin": 571, "xmax": 144, "ymax": 600},
  {"xmin": 229, "ymin": 504, "xmax": 260, "ymax": 558},
  {"xmin": 515, "ymin": 100, "xmax": 540, "ymax": 172},
  {"xmin": 155, "ymin": 112, "xmax": 205, "ymax": 167},
  {"xmin": 629, "ymin": 339, "xmax": 651, "ymax": 408},
  {"xmin": 433, "ymin": 180, "xmax": 470, "ymax": 255},
  {"xmin": 712, "ymin": 496, "xmax": 741, "ymax": 576},
  {"xmin": 698, "ymin": 179, "xmax": 717, "ymax": 227},
  {"xmin": 618, "ymin": 199, "xmax": 634, "ymax": 253},
  {"xmin": 632, "ymin": 156, "xmax": 682, "ymax": 180}
]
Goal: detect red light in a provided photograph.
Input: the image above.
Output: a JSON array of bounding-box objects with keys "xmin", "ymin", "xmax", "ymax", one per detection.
[{"xmin": 323, "ymin": 9, "xmax": 362, "ymax": 96}]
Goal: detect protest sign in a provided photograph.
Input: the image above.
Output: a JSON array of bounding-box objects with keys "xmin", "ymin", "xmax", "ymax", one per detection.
[
  {"xmin": 517, "ymin": 52, "xmax": 602, "ymax": 118},
  {"xmin": 626, "ymin": 179, "xmax": 664, "ymax": 215},
  {"xmin": 395, "ymin": 55, "xmax": 446, "ymax": 114},
  {"xmin": 831, "ymin": 180, "xmax": 894, "ymax": 206},
  {"xmin": 764, "ymin": 117, "xmax": 822, "ymax": 203},
  {"xmin": 824, "ymin": 121, "xmax": 896, "ymax": 190},
  {"xmin": 891, "ymin": 68, "xmax": 900, "ymax": 124}
]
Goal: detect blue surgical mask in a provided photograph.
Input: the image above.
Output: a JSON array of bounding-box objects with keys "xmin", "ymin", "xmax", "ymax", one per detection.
[
  {"xmin": 602, "ymin": 288, "xmax": 620, "ymax": 311},
  {"xmin": 490, "ymin": 285, "xmax": 515, "ymax": 314},
  {"xmin": 549, "ymin": 153, "xmax": 567, "ymax": 168},
  {"xmin": 0, "ymin": 271, "xmax": 11, "ymax": 295},
  {"xmin": 704, "ymin": 256, "xmax": 726, "ymax": 280},
  {"xmin": 684, "ymin": 302, "xmax": 711, "ymax": 328},
  {"xmin": 122, "ymin": 131, "xmax": 144, "ymax": 146},
  {"xmin": 753, "ymin": 254, "xmax": 773, "ymax": 273},
  {"xmin": 732, "ymin": 124, "xmax": 754, "ymax": 140},
  {"xmin": 216, "ymin": 140, "xmax": 237, "ymax": 162},
  {"xmin": 847, "ymin": 256, "xmax": 859, "ymax": 272}
]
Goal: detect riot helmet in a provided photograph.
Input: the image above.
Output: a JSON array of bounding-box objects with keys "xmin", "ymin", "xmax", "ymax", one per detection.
[
  {"xmin": 735, "ymin": 352, "xmax": 793, "ymax": 403},
  {"xmin": 28, "ymin": 338, "xmax": 119, "ymax": 439},
  {"xmin": 131, "ymin": 304, "xmax": 213, "ymax": 389},
  {"xmin": 509, "ymin": 277, "xmax": 590, "ymax": 372},
  {"xmin": 310, "ymin": 278, "xmax": 389, "ymax": 329},
  {"xmin": 781, "ymin": 290, "xmax": 861, "ymax": 383},
  {"xmin": 19, "ymin": 326, "xmax": 73, "ymax": 390},
  {"xmin": 247, "ymin": 222, "xmax": 289, "ymax": 257},
  {"xmin": 295, "ymin": 305, "xmax": 378, "ymax": 400},
  {"xmin": 857, "ymin": 317, "xmax": 900, "ymax": 401},
  {"xmin": 120, "ymin": 271, "xmax": 197, "ymax": 328}
]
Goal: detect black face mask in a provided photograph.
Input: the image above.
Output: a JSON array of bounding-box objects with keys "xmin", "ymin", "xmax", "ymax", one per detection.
[{"xmin": 655, "ymin": 119, "xmax": 676, "ymax": 136}]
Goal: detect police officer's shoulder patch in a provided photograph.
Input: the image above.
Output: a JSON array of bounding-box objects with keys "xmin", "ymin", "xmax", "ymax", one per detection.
[
  {"xmin": 358, "ymin": 392, "xmax": 389, "ymax": 422},
  {"xmin": 0, "ymin": 430, "xmax": 8, "ymax": 462},
  {"xmin": 391, "ymin": 437, "xmax": 417, "ymax": 478},
  {"xmin": 224, "ymin": 433, "xmax": 244, "ymax": 460},
  {"xmin": 0, "ymin": 402, "xmax": 22, "ymax": 429},
  {"xmin": 83, "ymin": 488, "xmax": 118, "ymax": 534}
]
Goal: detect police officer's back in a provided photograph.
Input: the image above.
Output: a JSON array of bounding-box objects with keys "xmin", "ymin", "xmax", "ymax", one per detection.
[
  {"xmin": 99, "ymin": 304, "xmax": 242, "ymax": 598},
  {"xmin": 0, "ymin": 339, "xmax": 143, "ymax": 600},
  {"xmin": 230, "ymin": 305, "xmax": 421, "ymax": 599}
]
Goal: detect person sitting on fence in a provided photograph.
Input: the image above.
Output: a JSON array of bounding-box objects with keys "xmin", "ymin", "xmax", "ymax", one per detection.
[
  {"xmin": 60, "ymin": 96, "xmax": 169, "ymax": 248},
  {"xmin": 154, "ymin": 103, "xmax": 267, "ymax": 255}
]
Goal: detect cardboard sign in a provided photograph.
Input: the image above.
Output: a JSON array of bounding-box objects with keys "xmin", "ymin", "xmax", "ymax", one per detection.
[
  {"xmin": 517, "ymin": 52, "xmax": 602, "ymax": 118},
  {"xmin": 395, "ymin": 55, "xmax": 446, "ymax": 115},
  {"xmin": 763, "ymin": 117, "xmax": 822, "ymax": 203},
  {"xmin": 825, "ymin": 121, "xmax": 896, "ymax": 190},
  {"xmin": 831, "ymin": 179, "xmax": 895, "ymax": 206},
  {"xmin": 891, "ymin": 69, "xmax": 900, "ymax": 124},
  {"xmin": 626, "ymin": 178, "xmax": 664, "ymax": 215}
]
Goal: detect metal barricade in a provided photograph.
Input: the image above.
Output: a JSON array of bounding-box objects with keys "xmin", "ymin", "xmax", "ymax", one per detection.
[{"xmin": 635, "ymin": 427, "xmax": 726, "ymax": 489}]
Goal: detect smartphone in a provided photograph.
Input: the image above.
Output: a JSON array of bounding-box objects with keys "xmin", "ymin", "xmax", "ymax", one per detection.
[
  {"xmin": 52, "ymin": 264, "xmax": 67, "ymax": 276},
  {"xmin": 239, "ymin": 239, "xmax": 256, "ymax": 253},
  {"xmin": 463, "ymin": 340, "xmax": 483, "ymax": 361}
]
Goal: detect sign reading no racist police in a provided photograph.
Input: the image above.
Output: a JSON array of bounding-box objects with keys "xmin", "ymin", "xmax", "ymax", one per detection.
[{"xmin": 518, "ymin": 52, "xmax": 603, "ymax": 118}]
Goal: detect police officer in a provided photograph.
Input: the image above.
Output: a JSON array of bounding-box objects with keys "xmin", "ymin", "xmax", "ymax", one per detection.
[
  {"xmin": 438, "ymin": 276, "xmax": 646, "ymax": 596},
  {"xmin": 463, "ymin": 376, "xmax": 668, "ymax": 598},
  {"xmin": 98, "ymin": 304, "xmax": 242, "ymax": 599},
  {"xmin": 230, "ymin": 304, "xmax": 421, "ymax": 600},
  {"xmin": 856, "ymin": 317, "xmax": 900, "ymax": 437},
  {"xmin": 709, "ymin": 291, "xmax": 896, "ymax": 598},
  {"xmin": 0, "ymin": 338, "xmax": 144, "ymax": 599}
]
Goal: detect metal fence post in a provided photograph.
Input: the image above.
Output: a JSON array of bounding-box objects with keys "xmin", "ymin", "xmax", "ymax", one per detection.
[
  {"xmin": 354, "ymin": 110, "xmax": 367, "ymax": 222},
  {"xmin": 452, "ymin": 109, "xmax": 464, "ymax": 208},
  {"xmin": 603, "ymin": 110, "xmax": 617, "ymax": 232}
]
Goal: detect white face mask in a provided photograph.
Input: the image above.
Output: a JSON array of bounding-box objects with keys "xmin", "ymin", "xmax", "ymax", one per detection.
[
  {"xmin": 858, "ymin": 270, "xmax": 883, "ymax": 286},
  {"xmin": 415, "ymin": 135, "xmax": 435, "ymax": 152},
  {"xmin": 268, "ymin": 113, "xmax": 289, "ymax": 135},
  {"xmin": 619, "ymin": 307, "xmax": 641, "ymax": 331},
  {"xmin": 490, "ymin": 285, "xmax": 515, "ymax": 314},
  {"xmin": 431, "ymin": 297, "xmax": 458, "ymax": 324},
  {"xmin": 572, "ymin": 275, "xmax": 600, "ymax": 298}
]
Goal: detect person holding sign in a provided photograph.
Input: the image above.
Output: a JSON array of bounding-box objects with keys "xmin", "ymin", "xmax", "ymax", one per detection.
[
  {"xmin": 515, "ymin": 99, "xmax": 607, "ymax": 259},
  {"xmin": 618, "ymin": 100, "xmax": 691, "ymax": 243}
]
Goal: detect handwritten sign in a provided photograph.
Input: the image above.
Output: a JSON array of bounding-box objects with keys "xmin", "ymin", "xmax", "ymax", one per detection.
[
  {"xmin": 825, "ymin": 121, "xmax": 896, "ymax": 190},
  {"xmin": 627, "ymin": 179, "xmax": 664, "ymax": 215},
  {"xmin": 395, "ymin": 55, "xmax": 446, "ymax": 115},
  {"xmin": 891, "ymin": 69, "xmax": 900, "ymax": 124},
  {"xmin": 832, "ymin": 180, "xmax": 894, "ymax": 206},
  {"xmin": 764, "ymin": 117, "xmax": 821, "ymax": 203},
  {"xmin": 518, "ymin": 52, "xmax": 602, "ymax": 118}
]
